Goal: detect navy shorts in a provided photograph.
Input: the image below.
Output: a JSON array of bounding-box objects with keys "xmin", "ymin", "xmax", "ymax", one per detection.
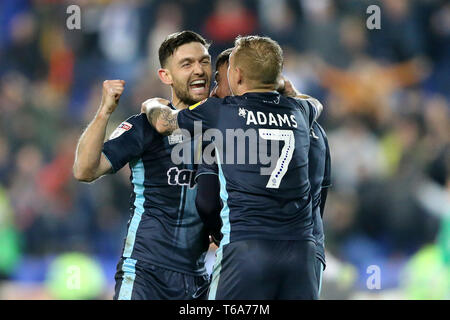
[
  {"xmin": 208, "ymin": 239, "xmax": 318, "ymax": 300},
  {"xmin": 113, "ymin": 258, "xmax": 210, "ymax": 300}
]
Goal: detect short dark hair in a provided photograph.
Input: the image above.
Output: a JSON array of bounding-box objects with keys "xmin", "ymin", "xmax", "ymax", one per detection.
[
  {"xmin": 158, "ymin": 31, "xmax": 210, "ymax": 68},
  {"xmin": 215, "ymin": 48, "xmax": 233, "ymax": 70}
]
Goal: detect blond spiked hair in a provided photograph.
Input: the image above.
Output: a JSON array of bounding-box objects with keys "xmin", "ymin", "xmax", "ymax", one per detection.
[{"xmin": 233, "ymin": 35, "xmax": 283, "ymax": 88}]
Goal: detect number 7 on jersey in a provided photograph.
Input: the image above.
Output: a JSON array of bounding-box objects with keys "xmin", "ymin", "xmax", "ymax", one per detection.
[{"xmin": 259, "ymin": 129, "xmax": 295, "ymax": 189}]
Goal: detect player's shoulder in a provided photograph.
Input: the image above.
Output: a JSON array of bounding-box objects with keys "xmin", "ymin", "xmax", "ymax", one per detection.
[
  {"xmin": 111, "ymin": 113, "xmax": 156, "ymax": 138},
  {"xmin": 317, "ymin": 121, "xmax": 326, "ymax": 134},
  {"xmin": 310, "ymin": 122, "xmax": 326, "ymax": 151},
  {"xmin": 126, "ymin": 113, "xmax": 156, "ymax": 130},
  {"xmin": 287, "ymin": 95, "xmax": 309, "ymax": 108},
  {"xmin": 313, "ymin": 121, "xmax": 328, "ymax": 140},
  {"xmin": 120, "ymin": 112, "xmax": 144, "ymax": 123},
  {"xmin": 289, "ymin": 94, "xmax": 322, "ymax": 106},
  {"xmin": 188, "ymin": 97, "xmax": 224, "ymax": 111},
  {"xmin": 295, "ymin": 95, "xmax": 323, "ymax": 113},
  {"xmin": 279, "ymin": 96, "xmax": 309, "ymax": 116}
]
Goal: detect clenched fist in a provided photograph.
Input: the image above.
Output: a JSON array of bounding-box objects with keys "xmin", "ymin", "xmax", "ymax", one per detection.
[{"xmin": 100, "ymin": 80, "xmax": 125, "ymax": 115}]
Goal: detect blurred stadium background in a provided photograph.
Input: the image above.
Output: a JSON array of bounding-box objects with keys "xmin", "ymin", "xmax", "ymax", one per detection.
[{"xmin": 0, "ymin": 0, "xmax": 449, "ymax": 300}]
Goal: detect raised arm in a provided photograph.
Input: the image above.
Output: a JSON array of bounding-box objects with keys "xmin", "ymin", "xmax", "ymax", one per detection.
[
  {"xmin": 141, "ymin": 98, "xmax": 179, "ymax": 136},
  {"xmin": 73, "ymin": 80, "xmax": 125, "ymax": 182}
]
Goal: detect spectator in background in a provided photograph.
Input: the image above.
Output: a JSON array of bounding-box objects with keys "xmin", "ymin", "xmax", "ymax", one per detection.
[
  {"xmin": 0, "ymin": 185, "xmax": 21, "ymax": 280},
  {"xmin": 2, "ymin": 11, "xmax": 46, "ymax": 79},
  {"xmin": 98, "ymin": 1, "xmax": 140, "ymax": 82},
  {"xmin": 297, "ymin": 0, "xmax": 341, "ymax": 65},
  {"xmin": 369, "ymin": 0, "xmax": 424, "ymax": 61},
  {"xmin": 328, "ymin": 117, "xmax": 387, "ymax": 193},
  {"xmin": 257, "ymin": 0, "xmax": 300, "ymax": 48},
  {"xmin": 146, "ymin": 2, "xmax": 184, "ymax": 72},
  {"xmin": 316, "ymin": 56, "xmax": 430, "ymax": 126},
  {"xmin": 204, "ymin": 0, "xmax": 257, "ymax": 56}
]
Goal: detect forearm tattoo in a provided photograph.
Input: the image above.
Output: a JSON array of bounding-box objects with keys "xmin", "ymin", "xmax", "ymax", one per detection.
[
  {"xmin": 160, "ymin": 108, "xmax": 179, "ymax": 134},
  {"xmin": 147, "ymin": 106, "xmax": 179, "ymax": 136}
]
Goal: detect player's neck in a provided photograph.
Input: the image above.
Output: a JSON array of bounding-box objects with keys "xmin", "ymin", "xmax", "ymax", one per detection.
[
  {"xmin": 244, "ymin": 89, "xmax": 277, "ymax": 94},
  {"xmin": 238, "ymin": 83, "xmax": 277, "ymax": 96},
  {"xmin": 170, "ymin": 93, "xmax": 189, "ymax": 111},
  {"xmin": 171, "ymin": 98, "xmax": 189, "ymax": 110}
]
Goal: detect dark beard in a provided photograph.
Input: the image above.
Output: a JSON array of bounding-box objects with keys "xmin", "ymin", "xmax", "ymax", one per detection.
[{"xmin": 173, "ymin": 84, "xmax": 198, "ymax": 106}]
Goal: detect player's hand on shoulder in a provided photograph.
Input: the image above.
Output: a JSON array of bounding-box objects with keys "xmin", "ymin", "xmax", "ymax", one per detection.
[
  {"xmin": 277, "ymin": 75, "xmax": 320, "ymax": 103},
  {"xmin": 141, "ymin": 97, "xmax": 170, "ymax": 114},
  {"xmin": 277, "ymin": 76, "xmax": 324, "ymax": 120},
  {"xmin": 100, "ymin": 80, "xmax": 125, "ymax": 115},
  {"xmin": 141, "ymin": 97, "xmax": 177, "ymax": 135},
  {"xmin": 296, "ymin": 94, "xmax": 324, "ymax": 120},
  {"xmin": 277, "ymin": 75, "xmax": 300, "ymax": 97}
]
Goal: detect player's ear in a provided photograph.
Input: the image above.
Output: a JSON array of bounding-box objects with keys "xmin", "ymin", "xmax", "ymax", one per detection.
[
  {"xmin": 236, "ymin": 67, "xmax": 244, "ymax": 85},
  {"xmin": 158, "ymin": 68, "xmax": 173, "ymax": 85}
]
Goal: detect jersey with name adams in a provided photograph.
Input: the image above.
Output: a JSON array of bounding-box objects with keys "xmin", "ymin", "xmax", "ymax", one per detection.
[{"xmin": 178, "ymin": 91, "xmax": 319, "ymax": 245}]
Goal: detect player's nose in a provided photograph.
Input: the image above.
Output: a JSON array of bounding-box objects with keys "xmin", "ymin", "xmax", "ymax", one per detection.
[{"xmin": 193, "ymin": 61, "xmax": 205, "ymax": 76}]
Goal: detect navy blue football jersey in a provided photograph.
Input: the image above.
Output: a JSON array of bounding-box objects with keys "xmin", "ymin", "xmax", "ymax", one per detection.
[
  {"xmin": 195, "ymin": 155, "xmax": 219, "ymax": 182},
  {"xmin": 102, "ymin": 108, "xmax": 209, "ymax": 276},
  {"xmin": 308, "ymin": 121, "xmax": 331, "ymax": 266},
  {"xmin": 178, "ymin": 91, "xmax": 319, "ymax": 245}
]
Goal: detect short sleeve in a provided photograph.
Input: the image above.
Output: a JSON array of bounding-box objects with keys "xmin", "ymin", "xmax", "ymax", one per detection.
[
  {"xmin": 177, "ymin": 97, "xmax": 221, "ymax": 135},
  {"xmin": 102, "ymin": 113, "xmax": 155, "ymax": 172}
]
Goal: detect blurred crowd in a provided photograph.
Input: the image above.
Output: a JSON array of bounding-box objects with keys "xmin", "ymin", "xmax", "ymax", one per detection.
[{"xmin": 0, "ymin": 0, "xmax": 449, "ymax": 299}]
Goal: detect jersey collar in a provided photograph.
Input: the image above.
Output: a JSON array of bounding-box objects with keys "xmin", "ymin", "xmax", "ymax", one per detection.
[{"xmin": 242, "ymin": 91, "xmax": 280, "ymax": 99}]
